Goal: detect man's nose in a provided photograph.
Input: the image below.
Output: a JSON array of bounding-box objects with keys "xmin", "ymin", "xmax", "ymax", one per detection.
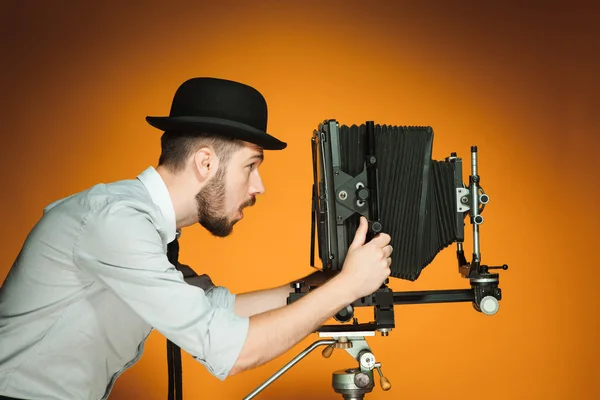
[{"xmin": 250, "ymin": 171, "xmax": 266, "ymax": 196}]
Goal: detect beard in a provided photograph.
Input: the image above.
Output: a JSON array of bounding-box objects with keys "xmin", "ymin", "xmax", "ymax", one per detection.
[{"xmin": 195, "ymin": 166, "xmax": 256, "ymax": 237}]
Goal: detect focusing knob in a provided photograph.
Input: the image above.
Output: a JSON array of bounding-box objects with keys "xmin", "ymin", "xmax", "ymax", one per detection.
[
  {"xmin": 480, "ymin": 295, "xmax": 499, "ymax": 316},
  {"xmin": 356, "ymin": 187, "xmax": 370, "ymax": 201},
  {"xmin": 370, "ymin": 221, "xmax": 382, "ymax": 233},
  {"xmin": 334, "ymin": 305, "xmax": 355, "ymax": 323}
]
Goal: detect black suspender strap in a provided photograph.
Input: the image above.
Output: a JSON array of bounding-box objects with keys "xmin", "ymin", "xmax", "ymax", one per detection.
[
  {"xmin": 166, "ymin": 237, "xmax": 183, "ymax": 400},
  {"xmin": 166, "ymin": 231, "xmax": 204, "ymax": 400}
]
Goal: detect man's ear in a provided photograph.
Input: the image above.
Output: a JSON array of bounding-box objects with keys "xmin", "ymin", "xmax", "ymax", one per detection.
[{"xmin": 193, "ymin": 147, "xmax": 217, "ymax": 182}]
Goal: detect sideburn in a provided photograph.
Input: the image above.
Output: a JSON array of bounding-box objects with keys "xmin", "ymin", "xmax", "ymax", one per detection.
[{"xmin": 196, "ymin": 164, "xmax": 232, "ymax": 237}]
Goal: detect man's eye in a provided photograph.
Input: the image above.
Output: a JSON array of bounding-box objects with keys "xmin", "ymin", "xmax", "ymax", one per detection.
[{"xmin": 247, "ymin": 164, "xmax": 254, "ymax": 171}]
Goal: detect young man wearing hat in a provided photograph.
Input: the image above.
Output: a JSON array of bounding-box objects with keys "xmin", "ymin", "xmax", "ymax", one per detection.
[{"xmin": 0, "ymin": 78, "xmax": 393, "ymax": 400}]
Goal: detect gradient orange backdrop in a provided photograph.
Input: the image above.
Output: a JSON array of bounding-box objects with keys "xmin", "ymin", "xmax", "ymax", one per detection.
[{"xmin": 1, "ymin": 1, "xmax": 598, "ymax": 399}]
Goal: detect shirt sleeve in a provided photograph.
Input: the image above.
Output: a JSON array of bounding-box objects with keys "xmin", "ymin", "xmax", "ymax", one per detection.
[
  {"xmin": 177, "ymin": 265, "xmax": 236, "ymax": 311},
  {"xmin": 72, "ymin": 199, "xmax": 248, "ymax": 380},
  {"xmin": 206, "ymin": 286, "xmax": 237, "ymax": 310}
]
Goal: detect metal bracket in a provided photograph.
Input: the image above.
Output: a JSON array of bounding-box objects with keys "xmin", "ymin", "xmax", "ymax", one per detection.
[
  {"xmin": 334, "ymin": 168, "xmax": 370, "ymax": 222},
  {"xmin": 456, "ymin": 187, "xmax": 470, "ymax": 212}
]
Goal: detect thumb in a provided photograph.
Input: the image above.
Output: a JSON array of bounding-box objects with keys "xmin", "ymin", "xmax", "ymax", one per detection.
[{"xmin": 349, "ymin": 216, "xmax": 368, "ymax": 250}]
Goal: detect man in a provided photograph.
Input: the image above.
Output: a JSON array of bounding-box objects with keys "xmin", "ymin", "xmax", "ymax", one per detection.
[{"xmin": 0, "ymin": 77, "xmax": 393, "ymax": 399}]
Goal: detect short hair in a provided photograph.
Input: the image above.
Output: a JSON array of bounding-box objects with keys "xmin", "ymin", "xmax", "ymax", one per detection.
[{"xmin": 158, "ymin": 130, "xmax": 245, "ymax": 173}]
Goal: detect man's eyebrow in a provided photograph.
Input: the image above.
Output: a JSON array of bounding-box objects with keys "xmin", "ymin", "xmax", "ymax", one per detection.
[{"xmin": 247, "ymin": 152, "xmax": 264, "ymax": 162}]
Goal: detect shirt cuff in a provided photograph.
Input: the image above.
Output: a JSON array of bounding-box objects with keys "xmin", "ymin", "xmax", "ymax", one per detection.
[
  {"xmin": 192, "ymin": 309, "xmax": 249, "ymax": 380},
  {"xmin": 205, "ymin": 286, "xmax": 237, "ymax": 310},
  {"xmin": 183, "ymin": 274, "xmax": 235, "ymax": 311}
]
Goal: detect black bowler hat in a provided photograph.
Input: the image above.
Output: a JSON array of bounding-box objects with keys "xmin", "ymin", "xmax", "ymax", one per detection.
[{"xmin": 146, "ymin": 77, "xmax": 287, "ymax": 150}]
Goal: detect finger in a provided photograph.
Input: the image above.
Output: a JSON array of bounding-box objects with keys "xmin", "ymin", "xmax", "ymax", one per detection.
[
  {"xmin": 349, "ymin": 216, "xmax": 368, "ymax": 250},
  {"xmin": 370, "ymin": 232, "xmax": 391, "ymax": 247},
  {"xmin": 383, "ymin": 244, "xmax": 393, "ymax": 258}
]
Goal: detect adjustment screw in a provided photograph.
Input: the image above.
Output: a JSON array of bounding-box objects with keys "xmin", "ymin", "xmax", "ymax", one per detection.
[
  {"xmin": 357, "ymin": 187, "xmax": 370, "ymax": 201},
  {"xmin": 290, "ymin": 281, "xmax": 305, "ymax": 293}
]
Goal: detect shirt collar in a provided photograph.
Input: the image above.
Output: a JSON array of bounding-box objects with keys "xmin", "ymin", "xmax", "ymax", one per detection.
[{"xmin": 137, "ymin": 166, "xmax": 178, "ymax": 243}]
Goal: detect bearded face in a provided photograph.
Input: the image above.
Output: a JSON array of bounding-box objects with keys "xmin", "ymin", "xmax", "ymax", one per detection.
[
  {"xmin": 195, "ymin": 162, "xmax": 257, "ymax": 237},
  {"xmin": 194, "ymin": 143, "xmax": 264, "ymax": 237}
]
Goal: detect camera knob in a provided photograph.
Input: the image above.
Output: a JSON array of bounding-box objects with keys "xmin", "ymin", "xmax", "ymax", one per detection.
[
  {"xmin": 479, "ymin": 295, "xmax": 499, "ymax": 316},
  {"xmin": 356, "ymin": 187, "xmax": 370, "ymax": 201},
  {"xmin": 354, "ymin": 372, "xmax": 371, "ymax": 389},
  {"xmin": 290, "ymin": 281, "xmax": 305, "ymax": 293}
]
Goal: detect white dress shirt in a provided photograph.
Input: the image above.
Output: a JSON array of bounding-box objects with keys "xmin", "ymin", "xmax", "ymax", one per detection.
[{"xmin": 0, "ymin": 166, "xmax": 249, "ymax": 399}]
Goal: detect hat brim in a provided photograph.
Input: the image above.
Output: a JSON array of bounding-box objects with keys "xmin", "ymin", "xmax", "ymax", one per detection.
[{"xmin": 146, "ymin": 116, "xmax": 287, "ymax": 150}]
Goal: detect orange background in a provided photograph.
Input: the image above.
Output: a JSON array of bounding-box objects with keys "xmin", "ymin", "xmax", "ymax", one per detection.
[{"xmin": 1, "ymin": 1, "xmax": 598, "ymax": 399}]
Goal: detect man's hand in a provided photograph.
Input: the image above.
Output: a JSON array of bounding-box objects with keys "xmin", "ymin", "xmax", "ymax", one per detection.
[
  {"xmin": 229, "ymin": 216, "xmax": 393, "ymax": 376},
  {"xmin": 336, "ymin": 216, "xmax": 392, "ymax": 299}
]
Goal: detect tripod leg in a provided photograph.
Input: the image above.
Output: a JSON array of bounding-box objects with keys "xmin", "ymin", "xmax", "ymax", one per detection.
[{"xmin": 243, "ymin": 340, "xmax": 336, "ymax": 399}]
